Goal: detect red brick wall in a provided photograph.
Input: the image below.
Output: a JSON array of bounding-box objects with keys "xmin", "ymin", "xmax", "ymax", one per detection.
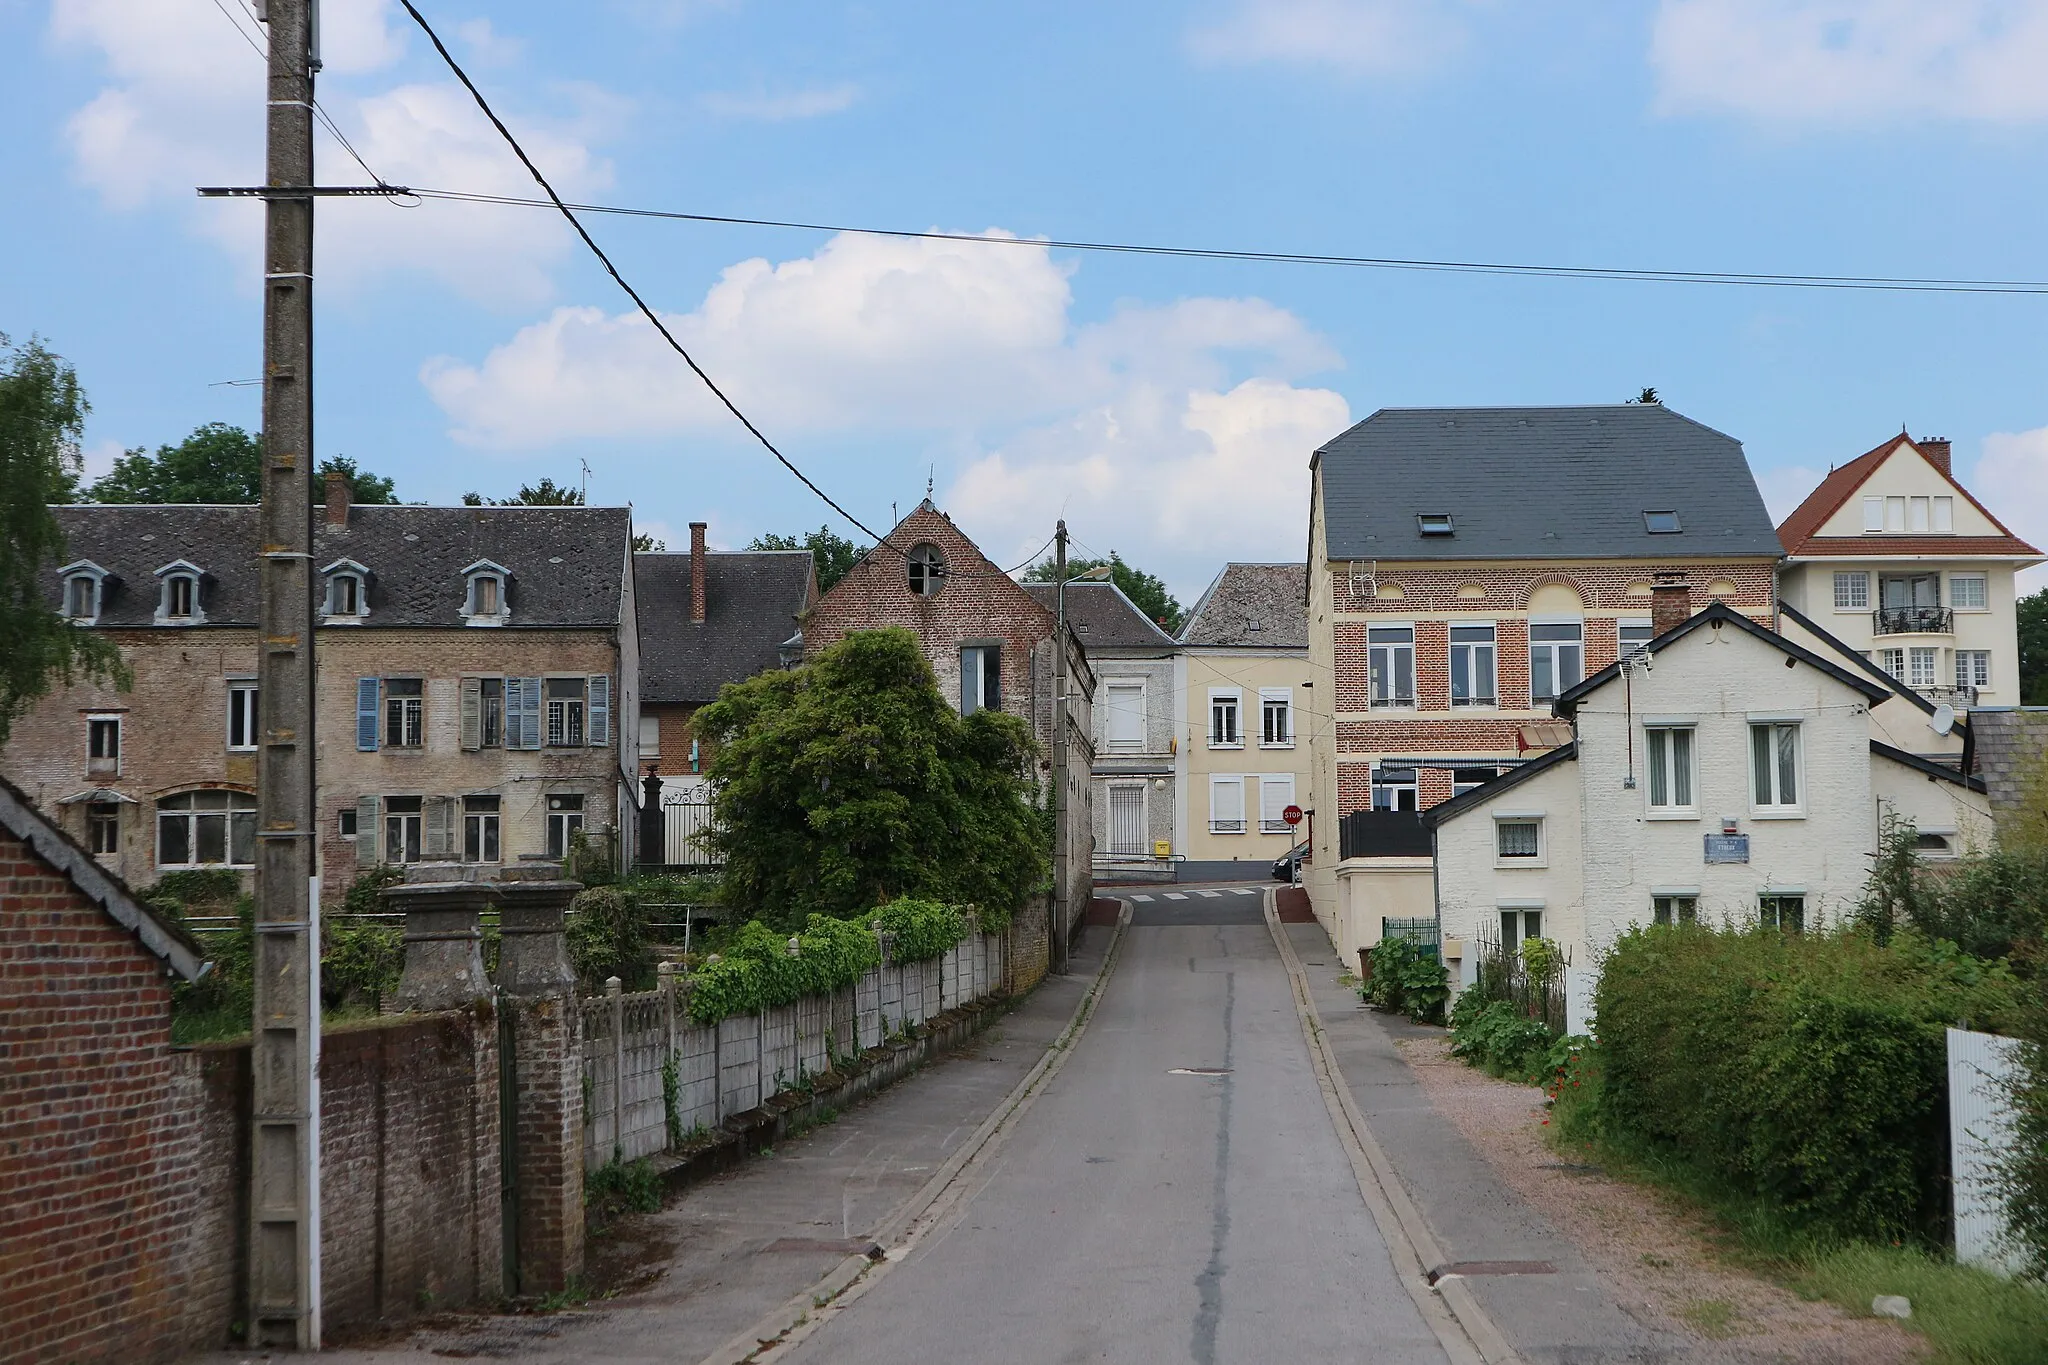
[{"xmin": 0, "ymin": 826, "xmax": 195, "ymax": 1365}]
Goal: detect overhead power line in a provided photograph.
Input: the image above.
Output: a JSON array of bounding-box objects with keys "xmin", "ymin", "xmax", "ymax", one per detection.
[{"xmin": 399, "ymin": 188, "xmax": 2048, "ymax": 298}]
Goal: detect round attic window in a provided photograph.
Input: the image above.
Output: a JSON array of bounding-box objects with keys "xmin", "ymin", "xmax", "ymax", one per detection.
[{"xmin": 907, "ymin": 543, "xmax": 947, "ymax": 597}]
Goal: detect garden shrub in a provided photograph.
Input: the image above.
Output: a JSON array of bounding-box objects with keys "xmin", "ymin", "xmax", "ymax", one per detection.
[
  {"xmin": 687, "ymin": 914, "xmax": 885, "ymax": 1025},
  {"xmin": 568, "ymin": 886, "xmax": 654, "ymax": 993},
  {"xmin": 1365, "ymin": 936, "xmax": 1449, "ymax": 1023},
  {"xmin": 1998, "ymin": 946, "xmax": 2048, "ymax": 1277},
  {"xmin": 322, "ymin": 918, "xmax": 403, "ymax": 1013},
  {"xmin": 868, "ymin": 897, "xmax": 970, "ymax": 963},
  {"xmin": 1449, "ymin": 997, "xmax": 1558, "ymax": 1079},
  {"xmin": 1596, "ymin": 922, "xmax": 2021, "ymax": 1243}
]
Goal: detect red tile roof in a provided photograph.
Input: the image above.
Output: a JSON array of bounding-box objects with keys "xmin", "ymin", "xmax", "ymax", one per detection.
[{"xmin": 1775, "ymin": 434, "xmax": 2040, "ymax": 558}]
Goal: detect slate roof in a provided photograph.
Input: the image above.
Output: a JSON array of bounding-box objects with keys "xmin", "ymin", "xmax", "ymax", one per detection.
[
  {"xmin": 1021, "ymin": 581, "xmax": 1178, "ymax": 650},
  {"xmin": 1314, "ymin": 405, "xmax": 1782, "ymax": 563},
  {"xmin": 1777, "ymin": 434, "xmax": 2040, "ymax": 558},
  {"xmin": 1422, "ymin": 741, "xmax": 1579, "ymax": 829},
  {"xmin": 637, "ymin": 550, "xmax": 815, "ymax": 704},
  {"xmin": 48, "ymin": 504, "xmax": 630, "ymax": 628},
  {"xmin": 0, "ymin": 775, "xmax": 207, "ymax": 982},
  {"xmin": 1970, "ymin": 708, "xmax": 2048, "ymax": 812},
  {"xmin": 1180, "ymin": 564, "xmax": 1308, "ymax": 647}
]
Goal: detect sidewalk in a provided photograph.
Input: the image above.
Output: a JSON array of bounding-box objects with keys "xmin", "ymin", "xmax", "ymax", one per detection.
[
  {"xmin": 191, "ymin": 929, "xmax": 1111, "ymax": 1365},
  {"xmin": 1284, "ymin": 922, "xmax": 1689, "ymax": 1365}
]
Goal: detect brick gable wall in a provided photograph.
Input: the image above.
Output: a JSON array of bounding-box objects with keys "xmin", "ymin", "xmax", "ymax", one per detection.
[{"xmin": 0, "ymin": 826, "xmax": 195, "ymax": 1365}]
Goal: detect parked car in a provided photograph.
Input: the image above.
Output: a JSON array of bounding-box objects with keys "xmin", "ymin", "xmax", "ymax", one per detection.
[{"xmin": 1272, "ymin": 841, "xmax": 1307, "ymax": 883}]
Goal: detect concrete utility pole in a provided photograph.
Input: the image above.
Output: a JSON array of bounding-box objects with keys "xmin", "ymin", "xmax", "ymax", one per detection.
[
  {"xmin": 249, "ymin": 0, "xmax": 321, "ymax": 1346},
  {"xmin": 1050, "ymin": 521, "xmax": 1069, "ymax": 976}
]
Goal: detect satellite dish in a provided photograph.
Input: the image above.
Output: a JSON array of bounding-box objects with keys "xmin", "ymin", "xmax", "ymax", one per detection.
[{"xmin": 1929, "ymin": 703, "xmax": 1956, "ymax": 737}]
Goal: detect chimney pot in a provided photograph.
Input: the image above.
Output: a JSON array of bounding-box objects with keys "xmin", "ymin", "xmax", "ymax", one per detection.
[
  {"xmin": 1650, "ymin": 572, "xmax": 1690, "ymax": 637},
  {"xmin": 324, "ymin": 470, "xmax": 350, "ymax": 527},
  {"xmin": 689, "ymin": 522, "xmax": 707, "ymax": 624},
  {"xmin": 1918, "ymin": 436, "xmax": 1952, "ymax": 475}
]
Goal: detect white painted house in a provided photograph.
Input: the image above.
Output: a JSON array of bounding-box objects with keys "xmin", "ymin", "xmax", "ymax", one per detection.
[{"xmin": 1428, "ymin": 603, "xmax": 1994, "ymax": 971}]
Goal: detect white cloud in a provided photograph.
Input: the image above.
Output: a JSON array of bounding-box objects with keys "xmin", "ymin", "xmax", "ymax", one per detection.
[
  {"xmin": 455, "ymin": 18, "xmax": 524, "ymax": 66},
  {"xmin": 1972, "ymin": 428, "xmax": 2048, "ymax": 593},
  {"xmin": 700, "ymin": 84, "xmax": 861, "ymax": 121},
  {"xmin": 1187, "ymin": 0, "xmax": 1468, "ymax": 75},
  {"xmin": 1651, "ymin": 0, "xmax": 2048, "ymax": 123},
  {"xmin": 50, "ymin": 0, "xmax": 612, "ymax": 304},
  {"xmin": 1754, "ymin": 463, "xmax": 1824, "ymax": 523},
  {"xmin": 424, "ymin": 230, "xmax": 1347, "ymax": 592}
]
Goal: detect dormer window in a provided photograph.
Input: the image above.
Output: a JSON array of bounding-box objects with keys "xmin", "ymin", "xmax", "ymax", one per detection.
[
  {"xmin": 460, "ymin": 559, "xmax": 512, "ymax": 626},
  {"xmin": 321, "ymin": 559, "xmax": 370, "ymax": 622},
  {"xmin": 1417, "ymin": 513, "xmax": 1454, "ymax": 536},
  {"xmin": 153, "ymin": 560, "xmax": 206, "ymax": 626},
  {"xmin": 59, "ymin": 560, "xmax": 109, "ymax": 624},
  {"xmin": 1643, "ymin": 510, "xmax": 1682, "ymax": 534}
]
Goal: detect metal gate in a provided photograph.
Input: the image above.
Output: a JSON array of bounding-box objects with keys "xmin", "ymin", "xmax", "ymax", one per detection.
[
  {"xmin": 660, "ymin": 799, "xmax": 722, "ymax": 868},
  {"xmin": 1108, "ymin": 785, "xmax": 1146, "ymax": 856}
]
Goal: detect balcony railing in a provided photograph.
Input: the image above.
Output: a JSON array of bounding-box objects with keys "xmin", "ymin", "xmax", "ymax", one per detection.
[
  {"xmin": 1209, "ymin": 818, "xmax": 1246, "ymax": 834},
  {"xmin": 1917, "ymin": 685, "xmax": 1977, "ymax": 708},
  {"xmin": 1369, "ymin": 694, "xmax": 1417, "ymax": 709},
  {"xmin": 1873, "ymin": 606, "xmax": 1952, "ymax": 635}
]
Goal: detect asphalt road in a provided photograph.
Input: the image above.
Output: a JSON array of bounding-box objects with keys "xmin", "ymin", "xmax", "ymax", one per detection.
[{"xmin": 780, "ymin": 888, "xmax": 1451, "ymax": 1365}]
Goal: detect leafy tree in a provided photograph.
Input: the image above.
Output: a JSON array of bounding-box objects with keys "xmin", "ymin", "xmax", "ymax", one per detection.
[
  {"xmin": 2020, "ymin": 586, "xmax": 2048, "ymax": 705},
  {"xmin": 748, "ymin": 526, "xmax": 868, "ymax": 592},
  {"xmin": 0, "ymin": 334, "xmax": 126, "ymax": 745},
  {"xmin": 1024, "ymin": 550, "xmax": 1184, "ymax": 634},
  {"xmin": 695, "ymin": 627, "xmax": 1047, "ymax": 930},
  {"xmin": 633, "ymin": 532, "xmax": 665, "ymax": 552},
  {"xmin": 1628, "ymin": 387, "xmax": 1661, "ymax": 404},
  {"xmin": 463, "ymin": 477, "xmax": 583, "ymax": 506},
  {"xmin": 84, "ymin": 422, "xmax": 396, "ymax": 505}
]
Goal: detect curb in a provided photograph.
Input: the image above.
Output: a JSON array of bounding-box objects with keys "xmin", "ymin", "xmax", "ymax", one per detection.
[
  {"xmin": 1263, "ymin": 894, "xmax": 1522, "ymax": 1365},
  {"xmin": 694, "ymin": 903, "xmax": 1136, "ymax": 1365}
]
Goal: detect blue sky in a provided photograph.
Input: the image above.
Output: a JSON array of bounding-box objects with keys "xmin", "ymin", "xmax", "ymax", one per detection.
[{"xmin": 6, "ymin": 0, "xmax": 2048, "ymax": 600}]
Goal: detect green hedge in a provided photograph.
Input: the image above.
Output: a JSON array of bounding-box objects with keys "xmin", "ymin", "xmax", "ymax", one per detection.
[
  {"xmin": 1596, "ymin": 924, "xmax": 2021, "ymax": 1243},
  {"xmin": 685, "ymin": 898, "xmax": 972, "ymax": 1025},
  {"xmin": 1364, "ymin": 936, "xmax": 1448, "ymax": 1023}
]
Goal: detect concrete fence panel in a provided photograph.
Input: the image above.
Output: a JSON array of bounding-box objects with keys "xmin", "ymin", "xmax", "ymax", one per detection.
[{"xmin": 1949, "ymin": 1027, "xmax": 2027, "ymax": 1275}]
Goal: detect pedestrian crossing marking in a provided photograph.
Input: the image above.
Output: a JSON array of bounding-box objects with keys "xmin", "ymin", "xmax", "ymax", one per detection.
[
  {"xmin": 1130, "ymin": 894, "xmax": 1154, "ymax": 902},
  {"xmin": 1233, "ymin": 888, "xmax": 1258, "ymax": 896},
  {"xmin": 1164, "ymin": 892, "xmax": 1189, "ymax": 900},
  {"xmin": 1195, "ymin": 890, "xmax": 1222, "ymax": 899}
]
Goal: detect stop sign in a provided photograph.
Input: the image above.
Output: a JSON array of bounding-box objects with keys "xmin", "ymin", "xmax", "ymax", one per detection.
[{"xmin": 1282, "ymin": 804, "xmax": 1304, "ymax": 827}]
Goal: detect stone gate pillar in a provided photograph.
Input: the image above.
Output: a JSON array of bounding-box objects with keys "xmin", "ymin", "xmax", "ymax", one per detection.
[{"xmin": 493, "ymin": 866, "xmax": 585, "ymax": 1295}]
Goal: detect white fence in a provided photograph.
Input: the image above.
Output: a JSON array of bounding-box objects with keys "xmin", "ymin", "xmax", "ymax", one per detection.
[
  {"xmin": 1948, "ymin": 1026, "xmax": 2028, "ymax": 1275},
  {"xmin": 580, "ymin": 927, "xmax": 1008, "ymax": 1171}
]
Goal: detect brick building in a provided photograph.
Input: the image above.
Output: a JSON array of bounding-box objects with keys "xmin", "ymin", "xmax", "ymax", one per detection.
[
  {"xmin": 805, "ymin": 501, "xmax": 1095, "ymax": 952},
  {"xmin": 2, "ymin": 481, "xmax": 640, "ymax": 901},
  {"xmin": 1303, "ymin": 405, "xmax": 1783, "ymax": 945},
  {"xmin": 0, "ymin": 775, "xmax": 209, "ymax": 1365}
]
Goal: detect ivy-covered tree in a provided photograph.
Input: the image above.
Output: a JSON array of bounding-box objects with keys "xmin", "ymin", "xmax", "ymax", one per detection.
[
  {"xmin": 695, "ymin": 627, "xmax": 1047, "ymax": 930},
  {"xmin": 1024, "ymin": 549, "xmax": 1184, "ymax": 634},
  {"xmin": 0, "ymin": 334, "xmax": 126, "ymax": 744},
  {"xmin": 85, "ymin": 421, "xmax": 396, "ymax": 505},
  {"xmin": 748, "ymin": 525, "xmax": 868, "ymax": 592}
]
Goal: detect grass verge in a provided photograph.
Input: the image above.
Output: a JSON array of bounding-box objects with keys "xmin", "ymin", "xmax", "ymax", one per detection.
[{"xmin": 1546, "ymin": 1082, "xmax": 2048, "ymax": 1365}]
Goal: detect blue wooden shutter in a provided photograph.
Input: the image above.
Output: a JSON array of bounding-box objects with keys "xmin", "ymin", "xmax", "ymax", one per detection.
[
  {"xmin": 522, "ymin": 677, "xmax": 543, "ymax": 750},
  {"xmin": 356, "ymin": 678, "xmax": 379, "ymax": 751},
  {"xmin": 502, "ymin": 677, "xmax": 524, "ymax": 749},
  {"xmin": 587, "ymin": 675, "xmax": 610, "ymax": 746}
]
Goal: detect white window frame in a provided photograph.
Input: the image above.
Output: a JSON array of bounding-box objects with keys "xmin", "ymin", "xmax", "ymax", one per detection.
[
  {"xmin": 1208, "ymin": 689, "xmax": 1242, "ymax": 748},
  {"xmin": 1104, "ymin": 680, "xmax": 1146, "ymax": 752},
  {"xmin": 1877, "ymin": 647, "xmax": 1905, "ymax": 682},
  {"xmin": 546, "ymin": 793, "xmax": 585, "ymax": 859},
  {"xmin": 1368, "ymin": 624, "xmax": 1416, "ymax": 709},
  {"xmin": 1749, "ymin": 720, "xmax": 1804, "ymax": 816},
  {"xmin": 1758, "ymin": 892, "xmax": 1805, "ymax": 933},
  {"xmin": 1832, "ymin": 571, "xmax": 1869, "ymax": 611},
  {"xmin": 1932, "ymin": 496, "xmax": 1954, "ymax": 533},
  {"xmin": 546, "ymin": 676, "xmax": 588, "ymax": 747},
  {"xmin": 1651, "ymin": 893, "xmax": 1698, "ymax": 926},
  {"xmin": 638, "ymin": 713, "xmax": 661, "ymax": 758},
  {"xmin": 1949, "ymin": 573, "xmax": 1988, "ymax": 611},
  {"xmin": 86, "ymin": 802, "xmax": 121, "ymax": 855},
  {"xmin": 1258, "ymin": 774, "xmax": 1297, "ymax": 834},
  {"xmin": 1644, "ymin": 724, "xmax": 1697, "ymax": 817},
  {"xmin": 1862, "ymin": 496, "xmax": 1884, "ymax": 532},
  {"xmin": 156, "ymin": 789, "xmax": 256, "ymax": 869},
  {"xmin": 1907, "ymin": 647, "xmax": 1938, "ymax": 690},
  {"xmin": 1908, "ymin": 496, "xmax": 1931, "ymax": 532},
  {"xmin": 1258, "ymin": 688, "xmax": 1293, "ymax": 748},
  {"xmin": 226, "ymin": 681, "xmax": 259, "ymax": 752},
  {"xmin": 62, "ymin": 566, "xmax": 104, "ymax": 624},
  {"xmin": 1497, "ymin": 904, "xmax": 1544, "ymax": 952},
  {"xmin": 153, "ymin": 560, "xmax": 206, "ymax": 625},
  {"xmin": 1370, "ymin": 762, "xmax": 1418, "ymax": 812},
  {"xmin": 86, "ymin": 713, "xmax": 122, "ymax": 777},
  {"xmin": 1493, "ymin": 812, "xmax": 1543, "ymax": 866},
  {"xmin": 961, "ymin": 644, "xmax": 1001, "ymax": 718},
  {"xmin": 1956, "ymin": 650, "xmax": 1990, "ymax": 691},
  {"xmin": 384, "ymin": 796, "xmax": 425, "ymax": 864},
  {"xmin": 906, "ymin": 543, "xmax": 947, "ymax": 597},
  {"xmin": 459, "ymin": 559, "xmax": 512, "ymax": 627},
  {"xmin": 1528, "ymin": 619, "xmax": 1584, "ymax": 704},
  {"xmin": 384, "ymin": 677, "xmax": 425, "ymax": 748},
  {"xmin": 462, "ymin": 794, "xmax": 502, "ymax": 863},
  {"xmin": 321, "ymin": 559, "xmax": 370, "ymax": 622},
  {"xmin": 1885, "ymin": 496, "xmax": 1907, "ymax": 532},
  {"xmin": 1208, "ymin": 775, "xmax": 1246, "ymax": 834},
  {"xmin": 1449, "ymin": 623, "xmax": 1497, "ymax": 707}
]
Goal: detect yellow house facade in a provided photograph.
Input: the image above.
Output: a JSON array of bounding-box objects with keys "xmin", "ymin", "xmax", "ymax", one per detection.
[{"xmin": 1177, "ymin": 564, "xmax": 1310, "ymax": 872}]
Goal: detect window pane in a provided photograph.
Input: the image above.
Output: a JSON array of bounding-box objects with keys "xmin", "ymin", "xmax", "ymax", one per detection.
[
  {"xmin": 1498, "ymin": 822, "xmax": 1539, "ymax": 857},
  {"xmin": 1672, "ymin": 729, "xmax": 1693, "ymax": 806},
  {"xmin": 196, "ymin": 813, "xmax": 227, "ymax": 864},
  {"xmin": 1647, "ymin": 731, "xmax": 1668, "ymax": 806},
  {"xmin": 1559, "ymin": 645, "xmax": 1582, "ymax": 691},
  {"xmin": 1531, "ymin": 652, "xmax": 1554, "ymax": 702},
  {"xmin": 1394, "ymin": 648, "xmax": 1414, "ymax": 701},
  {"xmin": 1776, "ymin": 725, "xmax": 1798, "ymax": 805},
  {"xmin": 1752, "ymin": 726, "xmax": 1772, "ymax": 804},
  {"xmin": 230, "ymin": 812, "xmax": 255, "ymax": 865},
  {"xmin": 483, "ymin": 817, "xmax": 499, "ymax": 862},
  {"xmin": 1500, "ymin": 910, "xmax": 1519, "ymax": 950},
  {"xmin": 159, "ymin": 814, "xmax": 190, "ymax": 865},
  {"xmin": 1450, "ymin": 648, "xmax": 1469, "ymax": 700},
  {"xmin": 1475, "ymin": 646, "xmax": 1495, "ymax": 700},
  {"xmin": 1863, "ymin": 497, "xmax": 1883, "ymax": 531}
]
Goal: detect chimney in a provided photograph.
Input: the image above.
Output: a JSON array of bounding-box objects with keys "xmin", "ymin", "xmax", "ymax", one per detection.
[
  {"xmin": 1918, "ymin": 436, "xmax": 1952, "ymax": 475},
  {"xmin": 689, "ymin": 522, "xmax": 707, "ymax": 624},
  {"xmin": 324, "ymin": 469, "xmax": 350, "ymax": 527},
  {"xmin": 1650, "ymin": 572, "xmax": 1690, "ymax": 637}
]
